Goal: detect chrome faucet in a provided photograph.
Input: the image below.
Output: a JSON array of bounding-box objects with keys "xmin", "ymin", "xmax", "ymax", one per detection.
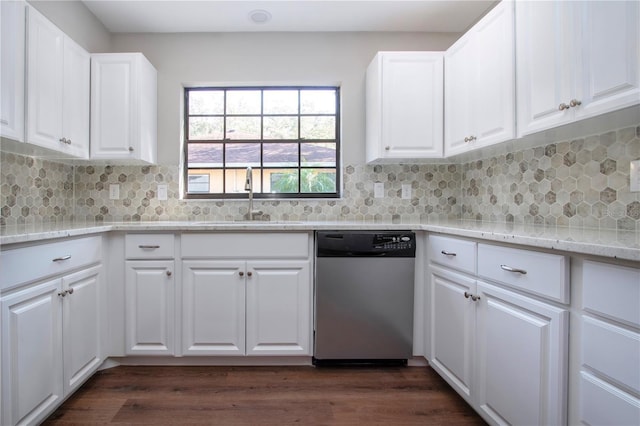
[{"xmin": 244, "ymin": 167, "xmax": 263, "ymax": 220}]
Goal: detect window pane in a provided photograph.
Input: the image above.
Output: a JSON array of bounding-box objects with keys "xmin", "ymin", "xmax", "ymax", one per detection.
[
  {"xmin": 189, "ymin": 117, "xmax": 224, "ymax": 140},
  {"xmin": 263, "ymin": 143, "xmax": 298, "ymax": 167},
  {"xmin": 187, "ymin": 174, "xmax": 210, "ymax": 193},
  {"xmin": 264, "ymin": 90, "xmax": 298, "ymax": 114},
  {"xmin": 301, "ymin": 169, "xmax": 336, "ymax": 193},
  {"xmin": 188, "ymin": 143, "xmax": 223, "ymax": 168},
  {"xmin": 301, "ymin": 143, "xmax": 336, "ymax": 167},
  {"xmin": 225, "ymin": 168, "xmax": 261, "ymax": 193},
  {"xmin": 267, "ymin": 169, "xmax": 299, "ymax": 194},
  {"xmin": 226, "ymin": 143, "xmax": 261, "ymax": 167},
  {"xmin": 263, "ymin": 116, "xmax": 298, "ymax": 140},
  {"xmin": 189, "ymin": 90, "xmax": 224, "ymax": 115},
  {"xmin": 301, "ymin": 90, "xmax": 336, "ymax": 114},
  {"xmin": 226, "ymin": 117, "xmax": 261, "ymax": 139},
  {"xmin": 226, "ymin": 90, "xmax": 261, "ymax": 114},
  {"xmin": 300, "ymin": 116, "xmax": 335, "ymax": 140}
]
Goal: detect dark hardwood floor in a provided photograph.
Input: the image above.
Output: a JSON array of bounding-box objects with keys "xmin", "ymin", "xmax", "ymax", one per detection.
[{"xmin": 43, "ymin": 365, "xmax": 486, "ymax": 425}]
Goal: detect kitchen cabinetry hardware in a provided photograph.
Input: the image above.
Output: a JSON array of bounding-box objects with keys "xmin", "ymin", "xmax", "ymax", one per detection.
[
  {"xmin": 58, "ymin": 290, "xmax": 67, "ymax": 297},
  {"xmin": 66, "ymin": 288, "xmax": 73, "ymax": 294},
  {"xmin": 384, "ymin": 146, "xmax": 390, "ymax": 151},
  {"xmin": 138, "ymin": 245, "xmax": 160, "ymax": 249},
  {"xmin": 166, "ymin": 271, "xmax": 172, "ymax": 277},
  {"xmin": 247, "ymin": 271, "xmax": 252, "ymax": 277},
  {"xmin": 464, "ymin": 291, "xmax": 471, "ymax": 299},
  {"xmin": 129, "ymin": 147, "xmax": 134, "ymax": 152},
  {"xmin": 59, "ymin": 137, "xmax": 71, "ymax": 145},
  {"xmin": 463, "ymin": 291, "xmax": 480, "ymax": 301},
  {"xmin": 500, "ymin": 264, "xmax": 527, "ymax": 274},
  {"xmin": 52, "ymin": 255, "xmax": 72, "ymax": 262},
  {"xmin": 558, "ymin": 103, "xmax": 570, "ymax": 111},
  {"xmin": 239, "ymin": 271, "xmax": 244, "ymax": 277},
  {"xmin": 569, "ymin": 99, "xmax": 582, "ymax": 107},
  {"xmin": 463, "ymin": 136, "xmax": 476, "ymax": 143},
  {"xmin": 441, "ymin": 250, "xmax": 457, "ymax": 256}
]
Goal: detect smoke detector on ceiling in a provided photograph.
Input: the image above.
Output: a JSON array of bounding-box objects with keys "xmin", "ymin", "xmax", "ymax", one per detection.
[{"xmin": 248, "ymin": 9, "xmax": 272, "ymax": 24}]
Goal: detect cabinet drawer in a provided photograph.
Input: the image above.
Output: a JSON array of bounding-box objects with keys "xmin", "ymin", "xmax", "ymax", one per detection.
[
  {"xmin": 583, "ymin": 260, "xmax": 640, "ymax": 327},
  {"xmin": 181, "ymin": 233, "xmax": 309, "ymax": 258},
  {"xmin": 477, "ymin": 243, "xmax": 569, "ymax": 303},
  {"xmin": 125, "ymin": 234, "xmax": 175, "ymax": 259},
  {"xmin": 582, "ymin": 316, "xmax": 640, "ymax": 393},
  {"xmin": 580, "ymin": 372, "xmax": 640, "ymax": 426},
  {"xmin": 428, "ymin": 234, "xmax": 476, "ymax": 274},
  {"xmin": 0, "ymin": 236, "xmax": 102, "ymax": 291}
]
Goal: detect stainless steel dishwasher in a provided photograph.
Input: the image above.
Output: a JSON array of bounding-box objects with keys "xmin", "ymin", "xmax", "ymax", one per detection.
[{"xmin": 314, "ymin": 231, "xmax": 415, "ymax": 364}]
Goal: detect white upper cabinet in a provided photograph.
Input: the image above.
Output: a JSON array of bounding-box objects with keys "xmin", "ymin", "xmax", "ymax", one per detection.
[
  {"xmin": 0, "ymin": 0, "xmax": 26, "ymax": 142},
  {"xmin": 90, "ymin": 53, "xmax": 158, "ymax": 164},
  {"xmin": 26, "ymin": 6, "xmax": 90, "ymax": 158},
  {"xmin": 444, "ymin": 0, "xmax": 515, "ymax": 157},
  {"xmin": 516, "ymin": 0, "xmax": 640, "ymax": 137},
  {"xmin": 366, "ymin": 51, "xmax": 444, "ymax": 162}
]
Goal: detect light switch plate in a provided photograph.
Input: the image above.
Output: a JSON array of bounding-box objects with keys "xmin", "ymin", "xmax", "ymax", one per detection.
[
  {"xmin": 374, "ymin": 182, "xmax": 384, "ymax": 198},
  {"xmin": 109, "ymin": 184, "xmax": 119, "ymax": 200},
  {"xmin": 401, "ymin": 184, "xmax": 411, "ymax": 199},
  {"xmin": 157, "ymin": 184, "xmax": 168, "ymax": 200},
  {"xmin": 631, "ymin": 160, "xmax": 640, "ymax": 192}
]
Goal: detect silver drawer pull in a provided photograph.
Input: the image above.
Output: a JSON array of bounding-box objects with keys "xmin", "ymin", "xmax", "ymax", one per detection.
[
  {"xmin": 52, "ymin": 255, "xmax": 71, "ymax": 262},
  {"xmin": 500, "ymin": 264, "xmax": 527, "ymax": 275},
  {"xmin": 138, "ymin": 245, "xmax": 160, "ymax": 249},
  {"xmin": 441, "ymin": 250, "xmax": 457, "ymax": 256}
]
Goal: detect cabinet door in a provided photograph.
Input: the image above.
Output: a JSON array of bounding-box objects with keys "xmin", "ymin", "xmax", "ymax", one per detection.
[
  {"xmin": 246, "ymin": 260, "xmax": 311, "ymax": 355},
  {"xmin": 26, "ymin": 6, "xmax": 64, "ymax": 150},
  {"xmin": 380, "ymin": 52, "xmax": 443, "ymax": 159},
  {"xmin": 444, "ymin": 33, "xmax": 475, "ymax": 156},
  {"xmin": 90, "ymin": 54, "xmax": 136, "ymax": 159},
  {"xmin": 0, "ymin": 0, "xmax": 26, "ymax": 142},
  {"xmin": 428, "ymin": 266, "xmax": 475, "ymax": 404},
  {"xmin": 61, "ymin": 37, "xmax": 90, "ymax": 158},
  {"xmin": 181, "ymin": 260, "xmax": 245, "ymax": 355},
  {"xmin": 1, "ymin": 280, "xmax": 63, "ymax": 426},
  {"xmin": 576, "ymin": 0, "xmax": 640, "ymax": 119},
  {"xmin": 516, "ymin": 0, "xmax": 575, "ymax": 137},
  {"xmin": 125, "ymin": 260, "xmax": 175, "ymax": 355},
  {"xmin": 62, "ymin": 265, "xmax": 102, "ymax": 394},
  {"xmin": 475, "ymin": 281, "xmax": 568, "ymax": 426},
  {"xmin": 472, "ymin": 1, "xmax": 515, "ymax": 148}
]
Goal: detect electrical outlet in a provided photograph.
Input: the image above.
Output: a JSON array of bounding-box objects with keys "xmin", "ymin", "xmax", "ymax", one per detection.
[
  {"xmin": 157, "ymin": 184, "xmax": 168, "ymax": 201},
  {"xmin": 109, "ymin": 184, "xmax": 119, "ymax": 200},
  {"xmin": 631, "ymin": 160, "xmax": 640, "ymax": 192},
  {"xmin": 401, "ymin": 184, "xmax": 411, "ymax": 199},
  {"xmin": 374, "ymin": 182, "xmax": 384, "ymax": 198}
]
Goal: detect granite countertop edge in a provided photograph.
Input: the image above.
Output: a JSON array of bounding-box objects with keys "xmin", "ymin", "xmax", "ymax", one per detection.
[{"xmin": 1, "ymin": 221, "xmax": 638, "ymax": 262}]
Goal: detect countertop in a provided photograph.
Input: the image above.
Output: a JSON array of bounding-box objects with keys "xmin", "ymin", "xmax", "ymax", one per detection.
[{"xmin": 1, "ymin": 220, "xmax": 638, "ymax": 262}]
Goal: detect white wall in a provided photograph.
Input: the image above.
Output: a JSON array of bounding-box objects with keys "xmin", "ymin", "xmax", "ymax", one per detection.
[
  {"xmin": 28, "ymin": 0, "xmax": 111, "ymax": 52},
  {"xmin": 111, "ymin": 32, "xmax": 459, "ymax": 165}
]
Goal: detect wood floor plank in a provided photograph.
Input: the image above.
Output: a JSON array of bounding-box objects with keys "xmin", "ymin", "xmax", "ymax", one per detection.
[{"xmin": 42, "ymin": 366, "xmax": 486, "ymax": 425}]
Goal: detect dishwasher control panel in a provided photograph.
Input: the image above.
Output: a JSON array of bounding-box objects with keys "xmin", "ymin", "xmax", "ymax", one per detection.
[{"xmin": 316, "ymin": 231, "xmax": 415, "ymax": 257}]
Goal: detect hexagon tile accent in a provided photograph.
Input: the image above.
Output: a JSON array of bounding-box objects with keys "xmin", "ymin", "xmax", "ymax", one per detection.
[{"xmin": 1, "ymin": 125, "xmax": 639, "ymax": 234}]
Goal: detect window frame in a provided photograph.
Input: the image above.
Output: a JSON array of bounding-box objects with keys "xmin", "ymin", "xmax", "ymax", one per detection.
[{"xmin": 183, "ymin": 86, "xmax": 341, "ymax": 200}]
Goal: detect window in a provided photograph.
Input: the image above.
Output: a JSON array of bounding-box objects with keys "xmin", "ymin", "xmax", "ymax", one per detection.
[{"xmin": 184, "ymin": 87, "xmax": 340, "ymax": 199}]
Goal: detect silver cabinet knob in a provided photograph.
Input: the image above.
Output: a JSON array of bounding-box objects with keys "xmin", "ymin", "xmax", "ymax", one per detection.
[
  {"xmin": 67, "ymin": 288, "xmax": 74, "ymax": 295},
  {"xmin": 384, "ymin": 146, "xmax": 390, "ymax": 151},
  {"xmin": 166, "ymin": 271, "xmax": 172, "ymax": 277},
  {"xmin": 129, "ymin": 147, "xmax": 134, "ymax": 152},
  {"xmin": 247, "ymin": 271, "xmax": 253, "ymax": 277},
  {"xmin": 558, "ymin": 103, "xmax": 570, "ymax": 111},
  {"xmin": 569, "ymin": 99, "xmax": 582, "ymax": 108},
  {"xmin": 239, "ymin": 271, "xmax": 244, "ymax": 277},
  {"xmin": 464, "ymin": 291, "xmax": 471, "ymax": 299},
  {"xmin": 464, "ymin": 136, "xmax": 477, "ymax": 143},
  {"xmin": 59, "ymin": 137, "xmax": 71, "ymax": 145},
  {"xmin": 58, "ymin": 291, "xmax": 67, "ymax": 297}
]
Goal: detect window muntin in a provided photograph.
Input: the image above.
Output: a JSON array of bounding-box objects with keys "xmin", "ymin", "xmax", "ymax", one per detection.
[{"xmin": 184, "ymin": 87, "xmax": 340, "ymax": 199}]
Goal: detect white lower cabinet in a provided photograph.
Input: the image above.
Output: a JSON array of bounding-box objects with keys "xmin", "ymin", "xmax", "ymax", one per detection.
[
  {"xmin": 125, "ymin": 260, "xmax": 175, "ymax": 355},
  {"xmin": 428, "ymin": 235, "xmax": 569, "ymax": 426},
  {"xmin": 578, "ymin": 260, "xmax": 640, "ymax": 426},
  {"xmin": 181, "ymin": 259, "xmax": 312, "ymax": 356},
  {"xmin": 1, "ymin": 264, "xmax": 102, "ymax": 426}
]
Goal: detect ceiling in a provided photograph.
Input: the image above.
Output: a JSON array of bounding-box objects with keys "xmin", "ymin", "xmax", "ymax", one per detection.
[{"xmin": 81, "ymin": 0, "xmax": 498, "ymax": 33}]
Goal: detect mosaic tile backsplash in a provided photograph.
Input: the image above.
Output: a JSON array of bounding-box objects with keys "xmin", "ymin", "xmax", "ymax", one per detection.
[{"xmin": 2, "ymin": 125, "xmax": 639, "ymax": 233}]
